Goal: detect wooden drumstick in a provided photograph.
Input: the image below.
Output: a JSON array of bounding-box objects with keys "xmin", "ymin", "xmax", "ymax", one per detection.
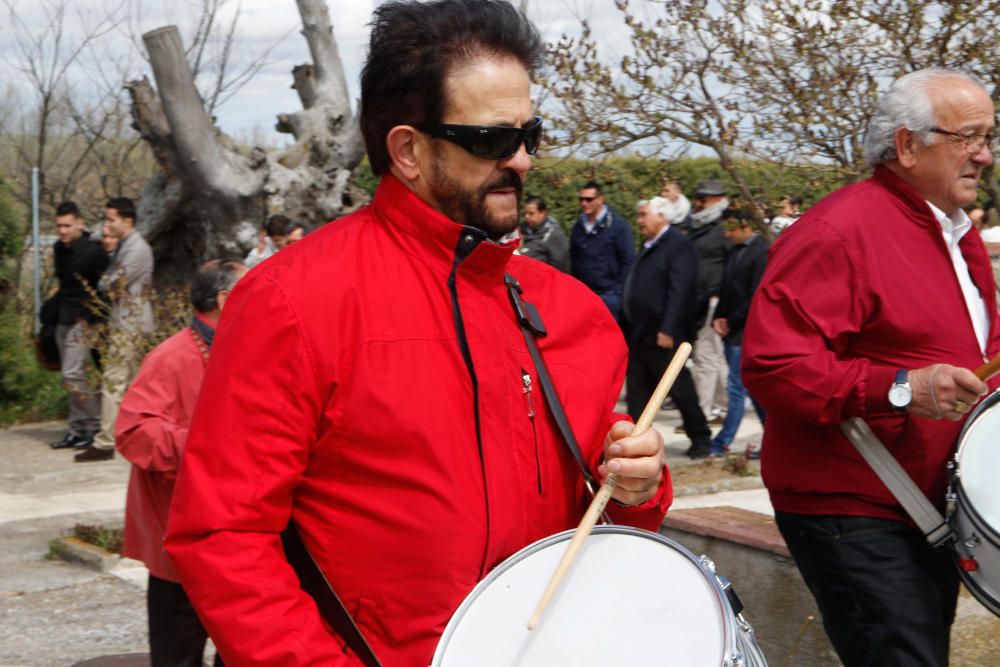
[
  {"xmin": 527, "ymin": 341, "xmax": 693, "ymax": 631},
  {"xmin": 974, "ymin": 354, "xmax": 1000, "ymax": 381}
]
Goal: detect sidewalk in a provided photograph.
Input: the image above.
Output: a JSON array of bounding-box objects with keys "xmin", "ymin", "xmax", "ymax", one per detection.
[{"xmin": 0, "ymin": 407, "xmax": 768, "ymax": 666}]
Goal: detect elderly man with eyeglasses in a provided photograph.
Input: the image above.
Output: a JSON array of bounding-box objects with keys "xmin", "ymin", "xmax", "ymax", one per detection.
[
  {"xmin": 163, "ymin": 2, "xmax": 669, "ymax": 665},
  {"xmin": 743, "ymin": 68, "xmax": 998, "ymax": 667}
]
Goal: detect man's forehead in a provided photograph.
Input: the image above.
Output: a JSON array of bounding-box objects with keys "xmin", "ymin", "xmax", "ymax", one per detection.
[{"xmin": 442, "ymin": 55, "xmax": 532, "ymax": 124}]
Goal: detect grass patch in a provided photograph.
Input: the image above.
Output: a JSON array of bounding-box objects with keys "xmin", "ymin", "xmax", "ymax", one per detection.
[{"xmin": 71, "ymin": 523, "xmax": 124, "ymax": 555}]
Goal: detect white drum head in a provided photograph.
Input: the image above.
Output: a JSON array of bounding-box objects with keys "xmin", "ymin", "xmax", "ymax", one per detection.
[
  {"xmin": 433, "ymin": 528, "xmax": 730, "ymax": 667},
  {"xmin": 958, "ymin": 403, "xmax": 1000, "ymax": 530}
]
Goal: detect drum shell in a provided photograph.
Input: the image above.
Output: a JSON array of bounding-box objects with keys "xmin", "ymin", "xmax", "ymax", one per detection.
[
  {"xmin": 950, "ymin": 390, "xmax": 1000, "ymax": 616},
  {"xmin": 432, "ymin": 525, "xmax": 767, "ymax": 666}
]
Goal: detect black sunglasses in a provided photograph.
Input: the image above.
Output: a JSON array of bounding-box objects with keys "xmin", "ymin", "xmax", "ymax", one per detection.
[
  {"xmin": 420, "ymin": 116, "xmax": 543, "ymax": 160},
  {"xmin": 579, "ymin": 196, "xmax": 598, "ymax": 202}
]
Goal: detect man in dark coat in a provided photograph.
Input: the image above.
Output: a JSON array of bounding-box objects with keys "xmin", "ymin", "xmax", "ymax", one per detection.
[
  {"xmin": 622, "ymin": 196, "xmax": 711, "ymax": 458},
  {"xmin": 570, "ymin": 180, "xmax": 635, "ymax": 319},
  {"xmin": 682, "ymin": 179, "xmax": 731, "ymax": 424},
  {"xmin": 710, "ymin": 209, "xmax": 768, "ymax": 456},
  {"xmin": 49, "ymin": 201, "xmax": 109, "ymax": 450}
]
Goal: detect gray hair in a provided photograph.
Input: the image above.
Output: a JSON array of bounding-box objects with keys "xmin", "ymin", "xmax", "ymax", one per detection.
[
  {"xmin": 190, "ymin": 258, "xmax": 246, "ymax": 313},
  {"xmin": 638, "ymin": 196, "xmax": 672, "ymax": 222},
  {"xmin": 863, "ymin": 68, "xmax": 987, "ymax": 167}
]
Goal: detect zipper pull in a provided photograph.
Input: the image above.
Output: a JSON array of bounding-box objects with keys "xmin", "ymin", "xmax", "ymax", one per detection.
[{"xmin": 522, "ymin": 369, "xmax": 535, "ymax": 419}]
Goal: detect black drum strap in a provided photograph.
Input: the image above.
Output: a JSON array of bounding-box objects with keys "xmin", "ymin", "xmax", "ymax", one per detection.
[
  {"xmin": 282, "ymin": 523, "xmax": 383, "ymax": 667},
  {"xmin": 504, "ymin": 273, "xmax": 605, "ymax": 505}
]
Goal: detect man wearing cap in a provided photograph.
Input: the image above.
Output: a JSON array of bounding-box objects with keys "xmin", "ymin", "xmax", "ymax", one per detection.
[
  {"xmin": 682, "ymin": 179, "xmax": 731, "ymax": 428},
  {"xmin": 743, "ymin": 68, "xmax": 998, "ymax": 666},
  {"xmin": 570, "ymin": 180, "xmax": 635, "ymax": 319}
]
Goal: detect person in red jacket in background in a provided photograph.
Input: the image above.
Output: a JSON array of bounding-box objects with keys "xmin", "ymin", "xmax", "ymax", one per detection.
[
  {"xmin": 743, "ymin": 68, "xmax": 998, "ymax": 667},
  {"xmin": 116, "ymin": 259, "xmax": 246, "ymax": 667},
  {"xmin": 163, "ymin": 2, "xmax": 670, "ymax": 666}
]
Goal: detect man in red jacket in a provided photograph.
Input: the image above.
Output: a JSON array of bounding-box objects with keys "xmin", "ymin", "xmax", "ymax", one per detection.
[
  {"xmin": 743, "ymin": 68, "xmax": 997, "ymax": 667},
  {"xmin": 117, "ymin": 259, "xmax": 246, "ymax": 667},
  {"xmin": 163, "ymin": 2, "xmax": 669, "ymax": 666}
]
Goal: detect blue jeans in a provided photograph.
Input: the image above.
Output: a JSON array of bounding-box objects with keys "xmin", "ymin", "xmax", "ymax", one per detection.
[{"xmin": 710, "ymin": 342, "xmax": 765, "ymax": 451}]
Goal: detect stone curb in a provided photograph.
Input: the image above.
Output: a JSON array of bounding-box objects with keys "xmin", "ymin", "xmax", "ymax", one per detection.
[{"xmin": 51, "ymin": 536, "xmax": 121, "ymax": 573}]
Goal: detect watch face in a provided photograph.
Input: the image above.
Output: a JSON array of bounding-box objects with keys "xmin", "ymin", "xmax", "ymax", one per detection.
[{"xmin": 889, "ymin": 384, "xmax": 912, "ymax": 407}]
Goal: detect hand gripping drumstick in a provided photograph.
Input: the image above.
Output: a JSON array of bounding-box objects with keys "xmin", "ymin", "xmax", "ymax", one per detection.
[{"xmin": 527, "ymin": 341, "xmax": 692, "ymax": 631}]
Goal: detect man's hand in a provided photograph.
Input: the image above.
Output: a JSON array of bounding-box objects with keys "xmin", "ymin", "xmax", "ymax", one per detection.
[
  {"xmin": 598, "ymin": 421, "xmax": 665, "ymax": 506},
  {"xmin": 712, "ymin": 318, "xmax": 729, "ymax": 337},
  {"xmin": 656, "ymin": 333, "xmax": 674, "ymax": 349},
  {"xmin": 907, "ymin": 364, "xmax": 987, "ymax": 420}
]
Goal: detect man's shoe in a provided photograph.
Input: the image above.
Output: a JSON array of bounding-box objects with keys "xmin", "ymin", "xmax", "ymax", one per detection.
[
  {"xmin": 674, "ymin": 425, "xmax": 686, "ymax": 434},
  {"xmin": 744, "ymin": 443, "xmax": 761, "ymax": 460},
  {"xmin": 687, "ymin": 444, "xmax": 712, "ymax": 460},
  {"xmin": 707, "ymin": 415, "xmax": 725, "ymax": 426},
  {"xmin": 50, "ymin": 432, "xmax": 91, "ymax": 450},
  {"xmin": 74, "ymin": 445, "xmax": 114, "ymax": 462}
]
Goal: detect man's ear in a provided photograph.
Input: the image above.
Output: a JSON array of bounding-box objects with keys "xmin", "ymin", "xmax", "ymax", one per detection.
[
  {"xmin": 894, "ymin": 126, "xmax": 919, "ymax": 168},
  {"xmin": 387, "ymin": 126, "xmax": 424, "ymax": 181}
]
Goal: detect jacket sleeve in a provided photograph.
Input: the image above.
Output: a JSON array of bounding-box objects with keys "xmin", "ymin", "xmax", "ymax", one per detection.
[
  {"xmin": 726, "ymin": 246, "xmax": 768, "ymax": 334},
  {"xmin": 614, "ymin": 218, "xmax": 636, "ymax": 292},
  {"xmin": 742, "ymin": 220, "xmax": 897, "ymax": 423},
  {"xmin": 164, "ymin": 274, "xmax": 349, "ymax": 665},
  {"xmin": 115, "ymin": 348, "xmax": 186, "ymax": 474},
  {"xmin": 550, "ymin": 228, "xmax": 570, "ymax": 273},
  {"xmin": 658, "ymin": 238, "xmax": 697, "ymax": 339}
]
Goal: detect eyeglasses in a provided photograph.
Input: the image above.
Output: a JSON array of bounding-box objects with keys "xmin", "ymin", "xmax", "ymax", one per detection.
[
  {"xmin": 579, "ymin": 196, "xmax": 598, "ymax": 203},
  {"xmin": 927, "ymin": 127, "xmax": 996, "ymax": 154},
  {"xmin": 420, "ymin": 116, "xmax": 542, "ymax": 160}
]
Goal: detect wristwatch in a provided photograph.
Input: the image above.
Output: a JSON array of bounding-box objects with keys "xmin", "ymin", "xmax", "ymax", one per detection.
[{"xmin": 888, "ymin": 369, "xmax": 912, "ymax": 412}]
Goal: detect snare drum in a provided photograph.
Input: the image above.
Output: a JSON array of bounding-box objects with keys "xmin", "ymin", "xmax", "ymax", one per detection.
[
  {"xmin": 949, "ymin": 390, "xmax": 1000, "ymax": 616},
  {"xmin": 432, "ymin": 526, "xmax": 767, "ymax": 666}
]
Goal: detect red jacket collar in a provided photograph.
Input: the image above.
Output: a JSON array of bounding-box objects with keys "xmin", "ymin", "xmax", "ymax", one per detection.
[
  {"xmin": 872, "ymin": 164, "xmax": 942, "ymax": 230},
  {"xmin": 372, "ymin": 173, "xmax": 517, "ymax": 282}
]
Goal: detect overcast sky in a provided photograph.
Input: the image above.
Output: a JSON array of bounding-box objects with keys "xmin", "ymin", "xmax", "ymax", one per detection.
[{"xmin": 1, "ymin": 0, "xmax": 632, "ymax": 145}]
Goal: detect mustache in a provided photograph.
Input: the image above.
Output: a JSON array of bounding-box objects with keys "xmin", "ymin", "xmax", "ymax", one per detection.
[{"xmin": 484, "ymin": 169, "xmax": 523, "ymax": 197}]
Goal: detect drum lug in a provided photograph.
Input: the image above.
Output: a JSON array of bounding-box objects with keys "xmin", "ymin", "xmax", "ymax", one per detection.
[
  {"xmin": 965, "ymin": 533, "xmax": 981, "ymax": 550},
  {"xmin": 724, "ymin": 654, "xmax": 745, "ymax": 667},
  {"xmin": 699, "ymin": 555, "xmax": 717, "ymax": 574},
  {"xmin": 717, "ymin": 574, "xmax": 745, "ymax": 616}
]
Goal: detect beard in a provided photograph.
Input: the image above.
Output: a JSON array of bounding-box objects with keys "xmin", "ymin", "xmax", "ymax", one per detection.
[{"xmin": 428, "ymin": 158, "xmax": 523, "ymax": 241}]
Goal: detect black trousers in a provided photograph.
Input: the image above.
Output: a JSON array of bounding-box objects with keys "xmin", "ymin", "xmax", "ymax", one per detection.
[
  {"xmin": 626, "ymin": 343, "xmax": 710, "ymax": 448},
  {"xmin": 148, "ymin": 574, "xmax": 224, "ymax": 667},
  {"xmin": 775, "ymin": 511, "xmax": 959, "ymax": 667}
]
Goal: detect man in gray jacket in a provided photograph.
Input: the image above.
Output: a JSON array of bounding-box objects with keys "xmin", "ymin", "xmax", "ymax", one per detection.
[
  {"xmin": 517, "ymin": 195, "xmax": 569, "ymax": 271},
  {"xmin": 76, "ymin": 197, "xmax": 155, "ymax": 462}
]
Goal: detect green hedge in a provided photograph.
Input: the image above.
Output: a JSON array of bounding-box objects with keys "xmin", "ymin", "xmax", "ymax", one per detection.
[{"xmin": 351, "ymin": 155, "xmax": 848, "ymax": 243}]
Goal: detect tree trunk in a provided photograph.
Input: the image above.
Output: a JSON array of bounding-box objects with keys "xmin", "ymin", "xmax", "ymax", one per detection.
[{"xmin": 129, "ymin": 0, "xmax": 366, "ymax": 285}]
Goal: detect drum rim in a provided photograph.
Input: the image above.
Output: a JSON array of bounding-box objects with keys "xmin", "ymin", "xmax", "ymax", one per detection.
[
  {"xmin": 954, "ymin": 388, "xmax": 1000, "ymax": 466},
  {"xmin": 433, "ymin": 525, "xmax": 740, "ymax": 665},
  {"xmin": 954, "ymin": 485, "xmax": 1000, "ymax": 549}
]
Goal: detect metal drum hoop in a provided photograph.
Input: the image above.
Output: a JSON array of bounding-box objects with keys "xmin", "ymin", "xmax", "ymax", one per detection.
[{"xmin": 433, "ymin": 525, "xmax": 756, "ymax": 666}]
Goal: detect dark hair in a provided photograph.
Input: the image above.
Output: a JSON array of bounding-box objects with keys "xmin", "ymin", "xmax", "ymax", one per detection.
[
  {"xmin": 190, "ymin": 258, "xmax": 246, "ymax": 314},
  {"xmin": 264, "ymin": 215, "xmax": 291, "ymax": 238},
  {"xmin": 106, "ymin": 197, "xmax": 136, "ymax": 222},
  {"xmin": 581, "ymin": 180, "xmax": 603, "ymax": 194},
  {"xmin": 524, "ymin": 195, "xmax": 546, "ymax": 211},
  {"xmin": 290, "ymin": 220, "xmax": 310, "ymax": 234},
  {"xmin": 56, "ymin": 201, "xmax": 80, "ymax": 218},
  {"xmin": 360, "ymin": 0, "xmax": 543, "ymax": 176}
]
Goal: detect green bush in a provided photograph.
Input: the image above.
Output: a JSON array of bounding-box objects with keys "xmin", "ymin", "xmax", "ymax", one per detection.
[
  {"xmin": 351, "ymin": 154, "xmax": 847, "ymax": 245},
  {"xmin": 0, "ymin": 307, "xmax": 66, "ymax": 425},
  {"xmin": 0, "ymin": 178, "xmax": 66, "ymax": 426}
]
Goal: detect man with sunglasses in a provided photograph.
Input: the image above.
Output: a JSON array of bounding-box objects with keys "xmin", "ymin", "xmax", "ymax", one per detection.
[
  {"xmin": 743, "ymin": 68, "xmax": 998, "ymax": 666},
  {"xmin": 164, "ymin": 2, "xmax": 670, "ymax": 665},
  {"xmin": 570, "ymin": 180, "xmax": 635, "ymax": 320}
]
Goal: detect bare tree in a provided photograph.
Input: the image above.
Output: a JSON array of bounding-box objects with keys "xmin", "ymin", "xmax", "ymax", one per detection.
[
  {"xmin": 544, "ymin": 0, "xmax": 1000, "ymax": 224},
  {"xmin": 128, "ymin": 0, "xmax": 365, "ymax": 284}
]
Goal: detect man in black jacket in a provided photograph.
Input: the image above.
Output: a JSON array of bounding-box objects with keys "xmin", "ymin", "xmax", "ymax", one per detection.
[
  {"xmin": 683, "ymin": 180, "xmax": 731, "ymax": 424},
  {"xmin": 710, "ymin": 209, "xmax": 768, "ymax": 456},
  {"xmin": 49, "ymin": 201, "xmax": 109, "ymax": 450},
  {"xmin": 622, "ymin": 197, "xmax": 711, "ymax": 458}
]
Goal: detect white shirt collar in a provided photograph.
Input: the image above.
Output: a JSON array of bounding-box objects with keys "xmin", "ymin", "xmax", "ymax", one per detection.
[
  {"xmin": 925, "ymin": 201, "xmax": 972, "ymax": 250},
  {"xmin": 643, "ymin": 224, "xmax": 670, "ymax": 249}
]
